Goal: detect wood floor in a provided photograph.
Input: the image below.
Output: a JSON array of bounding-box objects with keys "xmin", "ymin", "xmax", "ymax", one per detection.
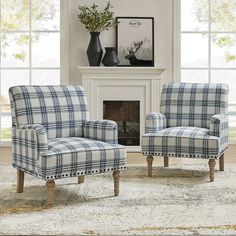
[{"xmin": 1, "ymin": 146, "xmax": 235, "ymax": 164}]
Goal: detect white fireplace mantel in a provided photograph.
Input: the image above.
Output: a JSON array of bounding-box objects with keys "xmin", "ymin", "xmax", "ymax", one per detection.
[{"xmin": 78, "ymin": 66, "xmax": 166, "ymax": 151}]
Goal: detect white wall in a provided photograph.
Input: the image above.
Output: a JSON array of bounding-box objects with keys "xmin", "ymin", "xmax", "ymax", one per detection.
[{"xmin": 67, "ymin": 0, "xmax": 174, "ymax": 85}]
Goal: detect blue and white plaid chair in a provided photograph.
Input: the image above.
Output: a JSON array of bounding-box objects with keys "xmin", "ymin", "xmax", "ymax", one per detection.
[
  {"xmin": 9, "ymin": 85, "xmax": 126, "ymax": 207},
  {"xmin": 142, "ymin": 83, "xmax": 229, "ymax": 182}
]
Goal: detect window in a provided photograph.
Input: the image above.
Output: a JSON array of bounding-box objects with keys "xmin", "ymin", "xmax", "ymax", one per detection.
[
  {"xmin": 0, "ymin": 0, "xmax": 60, "ymax": 144},
  {"xmin": 180, "ymin": 0, "xmax": 236, "ymax": 141}
]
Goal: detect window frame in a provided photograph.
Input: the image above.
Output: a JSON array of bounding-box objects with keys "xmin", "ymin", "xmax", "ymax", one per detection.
[
  {"xmin": 174, "ymin": 0, "xmax": 236, "ymax": 144},
  {"xmin": 0, "ymin": 0, "xmax": 69, "ymax": 147}
]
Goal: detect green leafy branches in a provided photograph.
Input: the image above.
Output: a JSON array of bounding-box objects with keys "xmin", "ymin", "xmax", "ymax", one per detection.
[
  {"xmin": 195, "ymin": 0, "xmax": 236, "ymax": 63},
  {"xmin": 213, "ymin": 35, "xmax": 236, "ymax": 62},
  {"xmin": 1, "ymin": 0, "xmax": 58, "ymax": 62},
  {"xmin": 214, "ymin": 35, "xmax": 235, "ymax": 48},
  {"xmin": 78, "ymin": 2, "xmax": 117, "ymax": 32},
  {"xmin": 225, "ymin": 51, "xmax": 236, "ymax": 63}
]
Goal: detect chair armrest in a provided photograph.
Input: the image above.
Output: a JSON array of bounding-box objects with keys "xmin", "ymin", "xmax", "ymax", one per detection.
[
  {"xmin": 12, "ymin": 124, "xmax": 48, "ymax": 174},
  {"xmin": 145, "ymin": 112, "xmax": 167, "ymax": 133},
  {"xmin": 209, "ymin": 114, "xmax": 228, "ymax": 138},
  {"xmin": 83, "ymin": 120, "xmax": 118, "ymax": 144},
  {"xmin": 13, "ymin": 124, "xmax": 48, "ymax": 146},
  {"xmin": 209, "ymin": 114, "xmax": 228, "ymax": 152}
]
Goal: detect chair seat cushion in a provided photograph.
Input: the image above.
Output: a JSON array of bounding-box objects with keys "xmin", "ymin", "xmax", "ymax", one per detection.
[
  {"xmin": 142, "ymin": 127, "xmax": 222, "ymax": 159},
  {"xmin": 38, "ymin": 137, "xmax": 126, "ymax": 180}
]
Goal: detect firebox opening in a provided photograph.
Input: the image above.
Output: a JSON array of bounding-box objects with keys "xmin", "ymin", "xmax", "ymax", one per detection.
[{"xmin": 103, "ymin": 101, "xmax": 140, "ymax": 146}]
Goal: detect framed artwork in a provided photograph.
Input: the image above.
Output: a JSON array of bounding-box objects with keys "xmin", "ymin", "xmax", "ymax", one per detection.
[{"xmin": 116, "ymin": 17, "xmax": 154, "ymax": 67}]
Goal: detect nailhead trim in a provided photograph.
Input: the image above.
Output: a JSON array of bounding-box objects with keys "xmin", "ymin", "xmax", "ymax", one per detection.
[
  {"xmin": 42, "ymin": 166, "xmax": 126, "ymax": 180},
  {"xmin": 142, "ymin": 152, "xmax": 217, "ymax": 159}
]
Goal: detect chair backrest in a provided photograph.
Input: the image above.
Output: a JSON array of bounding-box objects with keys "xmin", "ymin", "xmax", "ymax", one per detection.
[
  {"xmin": 9, "ymin": 85, "xmax": 89, "ymax": 139},
  {"xmin": 160, "ymin": 83, "xmax": 229, "ymax": 128}
]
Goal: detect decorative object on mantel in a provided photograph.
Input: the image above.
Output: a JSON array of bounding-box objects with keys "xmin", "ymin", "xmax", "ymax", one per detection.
[
  {"xmin": 102, "ymin": 47, "xmax": 120, "ymax": 66},
  {"xmin": 87, "ymin": 32, "xmax": 103, "ymax": 66},
  {"xmin": 116, "ymin": 17, "xmax": 154, "ymax": 67},
  {"xmin": 78, "ymin": 2, "xmax": 118, "ymax": 66}
]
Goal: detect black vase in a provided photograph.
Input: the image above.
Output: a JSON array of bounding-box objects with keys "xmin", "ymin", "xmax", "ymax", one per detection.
[
  {"xmin": 102, "ymin": 47, "xmax": 120, "ymax": 66},
  {"xmin": 86, "ymin": 32, "xmax": 103, "ymax": 66}
]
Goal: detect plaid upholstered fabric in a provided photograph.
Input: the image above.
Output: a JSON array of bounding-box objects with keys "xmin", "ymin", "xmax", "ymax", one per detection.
[
  {"xmin": 142, "ymin": 127, "xmax": 220, "ymax": 158},
  {"xmin": 12, "ymin": 124, "xmax": 48, "ymax": 175},
  {"xmin": 9, "ymin": 86, "xmax": 126, "ymax": 180},
  {"xmin": 209, "ymin": 114, "xmax": 228, "ymax": 137},
  {"xmin": 145, "ymin": 113, "xmax": 167, "ymax": 133},
  {"xmin": 9, "ymin": 86, "xmax": 89, "ymax": 139},
  {"xmin": 160, "ymin": 83, "xmax": 228, "ymax": 128},
  {"xmin": 209, "ymin": 114, "xmax": 228, "ymax": 152},
  {"xmin": 142, "ymin": 83, "xmax": 229, "ymax": 159},
  {"xmin": 38, "ymin": 137, "xmax": 126, "ymax": 180},
  {"xmin": 84, "ymin": 120, "xmax": 118, "ymax": 144}
]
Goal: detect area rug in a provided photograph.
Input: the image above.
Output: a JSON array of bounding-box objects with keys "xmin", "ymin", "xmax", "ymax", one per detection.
[{"xmin": 0, "ymin": 162, "xmax": 236, "ymax": 235}]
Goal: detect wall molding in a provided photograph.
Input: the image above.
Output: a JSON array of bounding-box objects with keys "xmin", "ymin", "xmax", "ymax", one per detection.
[{"xmin": 60, "ymin": 0, "xmax": 70, "ymax": 84}]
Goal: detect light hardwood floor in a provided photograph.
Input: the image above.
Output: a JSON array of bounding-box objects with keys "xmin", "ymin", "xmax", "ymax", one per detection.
[{"xmin": 1, "ymin": 146, "xmax": 235, "ymax": 164}]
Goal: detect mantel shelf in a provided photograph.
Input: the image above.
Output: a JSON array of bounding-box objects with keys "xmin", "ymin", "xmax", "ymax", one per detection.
[{"xmin": 78, "ymin": 66, "xmax": 166, "ymax": 79}]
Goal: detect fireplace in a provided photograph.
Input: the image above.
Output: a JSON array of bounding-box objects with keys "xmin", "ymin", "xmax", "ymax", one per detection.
[
  {"xmin": 79, "ymin": 66, "xmax": 165, "ymax": 151},
  {"xmin": 103, "ymin": 101, "xmax": 140, "ymax": 146}
]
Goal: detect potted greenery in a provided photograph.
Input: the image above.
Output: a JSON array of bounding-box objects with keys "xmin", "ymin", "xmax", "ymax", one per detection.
[{"xmin": 78, "ymin": 2, "xmax": 117, "ymax": 66}]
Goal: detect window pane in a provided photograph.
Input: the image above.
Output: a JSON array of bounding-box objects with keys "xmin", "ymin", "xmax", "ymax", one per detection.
[
  {"xmin": 181, "ymin": 0, "xmax": 208, "ymax": 31},
  {"xmin": 211, "ymin": 70, "xmax": 236, "ymax": 104},
  {"xmin": 32, "ymin": 0, "xmax": 60, "ymax": 31},
  {"xmin": 1, "ymin": 33, "xmax": 29, "ymax": 67},
  {"xmin": 181, "ymin": 33, "xmax": 209, "ymax": 67},
  {"xmin": 1, "ymin": 70, "xmax": 29, "ymax": 103},
  {"xmin": 211, "ymin": 34, "xmax": 236, "ymax": 68},
  {"xmin": 1, "ymin": 0, "xmax": 29, "ymax": 31},
  {"xmin": 0, "ymin": 70, "xmax": 29, "ymax": 142},
  {"xmin": 0, "ymin": 1, "xmax": 60, "ymax": 143},
  {"xmin": 32, "ymin": 33, "xmax": 60, "ymax": 67},
  {"xmin": 211, "ymin": 0, "xmax": 236, "ymax": 32},
  {"xmin": 32, "ymin": 70, "xmax": 60, "ymax": 85},
  {"xmin": 228, "ymin": 104, "xmax": 236, "ymax": 141},
  {"xmin": 181, "ymin": 69, "xmax": 209, "ymax": 83},
  {"xmin": 0, "ymin": 104, "xmax": 11, "ymax": 141}
]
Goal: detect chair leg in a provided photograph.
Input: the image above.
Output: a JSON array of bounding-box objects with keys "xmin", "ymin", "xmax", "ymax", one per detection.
[
  {"xmin": 17, "ymin": 169, "xmax": 24, "ymax": 193},
  {"xmin": 219, "ymin": 154, "xmax": 224, "ymax": 171},
  {"xmin": 208, "ymin": 159, "xmax": 216, "ymax": 182},
  {"xmin": 46, "ymin": 180, "xmax": 55, "ymax": 207},
  {"xmin": 164, "ymin": 156, "xmax": 169, "ymax": 167},
  {"xmin": 146, "ymin": 155, "xmax": 153, "ymax": 177},
  {"xmin": 113, "ymin": 170, "xmax": 120, "ymax": 196},
  {"xmin": 78, "ymin": 175, "xmax": 85, "ymax": 184}
]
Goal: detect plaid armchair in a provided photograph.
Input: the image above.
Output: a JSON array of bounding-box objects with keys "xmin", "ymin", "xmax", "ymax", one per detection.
[
  {"xmin": 9, "ymin": 86, "xmax": 126, "ymax": 207},
  {"xmin": 142, "ymin": 83, "xmax": 229, "ymax": 182}
]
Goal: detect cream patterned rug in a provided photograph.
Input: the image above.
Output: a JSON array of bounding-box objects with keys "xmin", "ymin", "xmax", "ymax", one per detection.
[{"xmin": 0, "ymin": 163, "xmax": 236, "ymax": 235}]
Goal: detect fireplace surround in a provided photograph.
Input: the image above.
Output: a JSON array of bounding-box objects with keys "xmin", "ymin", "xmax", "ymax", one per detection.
[{"xmin": 78, "ymin": 66, "xmax": 165, "ymax": 151}]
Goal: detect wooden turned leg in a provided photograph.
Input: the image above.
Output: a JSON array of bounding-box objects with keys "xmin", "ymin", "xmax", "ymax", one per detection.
[
  {"xmin": 46, "ymin": 180, "xmax": 55, "ymax": 207},
  {"xmin": 146, "ymin": 156, "xmax": 154, "ymax": 177},
  {"xmin": 164, "ymin": 156, "xmax": 169, "ymax": 167},
  {"xmin": 219, "ymin": 154, "xmax": 224, "ymax": 171},
  {"xmin": 208, "ymin": 159, "xmax": 216, "ymax": 182},
  {"xmin": 78, "ymin": 175, "xmax": 85, "ymax": 184},
  {"xmin": 17, "ymin": 169, "xmax": 24, "ymax": 193},
  {"xmin": 113, "ymin": 170, "xmax": 120, "ymax": 196}
]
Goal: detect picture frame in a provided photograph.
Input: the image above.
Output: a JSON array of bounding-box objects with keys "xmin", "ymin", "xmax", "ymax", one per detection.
[{"xmin": 116, "ymin": 17, "xmax": 154, "ymax": 67}]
